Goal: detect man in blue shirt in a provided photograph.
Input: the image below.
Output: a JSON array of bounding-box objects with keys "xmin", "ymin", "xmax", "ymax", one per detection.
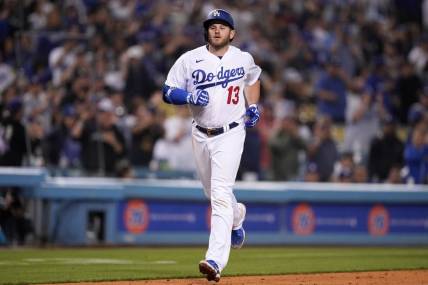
[
  {"xmin": 404, "ymin": 127, "xmax": 428, "ymax": 184},
  {"xmin": 315, "ymin": 57, "xmax": 348, "ymax": 123}
]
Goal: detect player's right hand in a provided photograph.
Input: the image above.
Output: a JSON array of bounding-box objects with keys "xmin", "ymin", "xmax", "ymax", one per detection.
[
  {"xmin": 245, "ymin": 104, "xmax": 260, "ymax": 128},
  {"xmin": 187, "ymin": 89, "xmax": 209, "ymax": 106}
]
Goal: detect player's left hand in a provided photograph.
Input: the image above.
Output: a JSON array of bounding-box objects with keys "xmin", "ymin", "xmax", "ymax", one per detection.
[
  {"xmin": 245, "ymin": 104, "xmax": 260, "ymax": 128},
  {"xmin": 188, "ymin": 89, "xmax": 209, "ymax": 106}
]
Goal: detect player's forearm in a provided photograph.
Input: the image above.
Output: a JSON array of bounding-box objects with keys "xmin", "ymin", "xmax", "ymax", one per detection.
[
  {"xmin": 162, "ymin": 85, "xmax": 190, "ymax": 105},
  {"xmin": 162, "ymin": 85, "xmax": 209, "ymax": 106},
  {"xmin": 244, "ymin": 80, "xmax": 260, "ymax": 105}
]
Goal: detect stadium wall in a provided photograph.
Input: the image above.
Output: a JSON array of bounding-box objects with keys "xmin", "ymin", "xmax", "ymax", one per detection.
[{"xmin": 1, "ymin": 168, "xmax": 428, "ymax": 246}]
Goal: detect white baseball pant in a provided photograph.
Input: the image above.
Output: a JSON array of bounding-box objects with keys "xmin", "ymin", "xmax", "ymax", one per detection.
[{"xmin": 192, "ymin": 123, "xmax": 246, "ymax": 271}]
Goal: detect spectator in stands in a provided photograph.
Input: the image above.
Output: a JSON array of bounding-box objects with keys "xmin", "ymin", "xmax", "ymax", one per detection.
[
  {"xmin": 48, "ymin": 34, "xmax": 80, "ymax": 87},
  {"xmin": 0, "ymin": 56, "xmax": 15, "ymax": 94},
  {"xmin": 337, "ymin": 168, "xmax": 353, "ymax": 183},
  {"xmin": 44, "ymin": 105, "xmax": 81, "ymax": 169},
  {"xmin": 0, "ymin": 97, "xmax": 28, "ymax": 166},
  {"xmin": 115, "ymin": 159, "xmax": 135, "ymax": 179},
  {"xmin": 363, "ymin": 57, "xmax": 395, "ymax": 117},
  {"xmin": 385, "ymin": 164, "xmax": 405, "ymax": 184},
  {"xmin": 256, "ymin": 103, "xmax": 276, "ymax": 180},
  {"xmin": 332, "ymin": 151, "xmax": 355, "ymax": 183},
  {"xmin": 404, "ymin": 126, "xmax": 428, "ymax": 184},
  {"xmin": 269, "ymin": 114, "xmax": 306, "ymax": 181},
  {"xmin": 408, "ymin": 33, "xmax": 428, "ymax": 79},
  {"xmin": 353, "ymin": 164, "xmax": 369, "ymax": 183},
  {"xmin": 122, "ymin": 41, "xmax": 158, "ymax": 108},
  {"xmin": 74, "ymin": 98, "xmax": 127, "ymax": 176},
  {"xmin": 343, "ymin": 90, "xmax": 386, "ymax": 164},
  {"xmin": 314, "ymin": 56, "xmax": 348, "ymax": 123},
  {"xmin": 396, "ymin": 61, "xmax": 422, "ymax": 124},
  {"xmin": 368, "ymin": 116, "xmax": 404, "ymax": 182},
  {"xmin": 22, "ymin": 79, "xmax": 50, "ymax": 131},
  {"xmin": 27, "ymin": 115, "xmax": 46, "ymax": 167},
  {"xmin": 152, "ymin": 106, "xmax": 195, "ymax": 171},
  {"xmin": 408, "ymin": 84, "xmax": 428, "ymax": 127},
  {"xmin": 307, "ymin": 116, "xmax": 338, "ymax": 182},
  {"xmin": 238, "ymin": 126, "xmax": 262, "ymax": 181},
  {"xmin": 330, "ymin": 26, "xmax": 364, "ymax": 79},
  {"xmin": 0, "ymin": 188, "xmax": 33, "ymax": 245},
  {"xmin": 130, "ymin": 103, "xmax": 164, "ymax": 168},
  {"xmin": 108, "ymin": 90, "xmax": 132, "ymax": 148},
  {"xmin": 303, "ymin": 162, "xmax": 320, "ymax": 183}
]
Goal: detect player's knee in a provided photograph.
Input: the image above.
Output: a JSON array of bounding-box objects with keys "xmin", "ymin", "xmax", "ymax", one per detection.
[{"xmin": 211, "ymin": 193, "xmax": 233, "ymax": 213}]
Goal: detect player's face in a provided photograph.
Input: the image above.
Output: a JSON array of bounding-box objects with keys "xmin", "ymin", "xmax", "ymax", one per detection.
[{"xmin": 207, "ymin": 23, "xmax": 235, "ymax": 49}]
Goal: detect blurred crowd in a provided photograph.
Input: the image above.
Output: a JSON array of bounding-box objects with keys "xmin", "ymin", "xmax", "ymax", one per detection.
[{"xmin": 0, "ymin": 0, "xmax": 428, "ymax": 184}]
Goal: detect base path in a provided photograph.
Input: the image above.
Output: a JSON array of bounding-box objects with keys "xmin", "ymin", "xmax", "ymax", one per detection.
[{"xmin": 51, "ymin": 270, "xmax": 428, "ymax": 285}]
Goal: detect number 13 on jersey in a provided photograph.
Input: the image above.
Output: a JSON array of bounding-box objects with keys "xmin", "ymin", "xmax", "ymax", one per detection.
[{"xmin": 227, "ymin": 85, "xmax": 240, "ymax": 104}]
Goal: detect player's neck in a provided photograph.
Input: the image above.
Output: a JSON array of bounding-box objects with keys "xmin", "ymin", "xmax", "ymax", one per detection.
[{"xmin": 207, "ymin": 44, "xmax": 229, "ymax": 57}]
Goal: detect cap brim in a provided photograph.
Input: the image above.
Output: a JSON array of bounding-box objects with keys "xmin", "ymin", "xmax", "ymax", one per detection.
[{"xmin": 203, "ymin": 19, "xmax": 234, "ymax": 30}]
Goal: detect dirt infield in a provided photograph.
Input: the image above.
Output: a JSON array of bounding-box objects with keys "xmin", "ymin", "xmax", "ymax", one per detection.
[{"xmin": 51, "ymin": 270, "xmax": 428, "ymax": 285}]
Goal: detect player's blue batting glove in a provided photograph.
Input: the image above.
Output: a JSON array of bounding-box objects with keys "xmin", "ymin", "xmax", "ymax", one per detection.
[
  {"xmin": 245, "ymin": 104, "xmax": 260, "ymax": 128},
  {"xmin": 187, "ymin": 89, "xmax": 209, "ymax": 106}
]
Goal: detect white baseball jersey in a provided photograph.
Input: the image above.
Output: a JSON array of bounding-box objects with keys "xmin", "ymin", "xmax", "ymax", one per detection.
[{"xmin": 165, "ymin": 45, "xmax": 261, "ymax": 128}]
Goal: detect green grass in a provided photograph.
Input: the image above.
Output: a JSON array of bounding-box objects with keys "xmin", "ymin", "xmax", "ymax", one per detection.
[{"xmin": 0, "ymin": 247, "xmax": 427, "ymax": 284}]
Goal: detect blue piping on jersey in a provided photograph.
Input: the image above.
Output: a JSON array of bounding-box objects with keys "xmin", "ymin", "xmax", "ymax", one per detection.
[{"xmin": 195, "ymin": 75, "xmax": 244, "ymax": 90}]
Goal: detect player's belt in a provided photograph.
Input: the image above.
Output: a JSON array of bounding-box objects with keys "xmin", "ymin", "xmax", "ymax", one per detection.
[{"xmin": 196, "ymin": 122, "xmax": 239, "ymax": 137}]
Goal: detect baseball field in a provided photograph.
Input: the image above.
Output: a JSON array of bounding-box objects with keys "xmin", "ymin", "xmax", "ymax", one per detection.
[{"xmin": 1, "ymin": 246, "xmax": 428, "ymax": 285}]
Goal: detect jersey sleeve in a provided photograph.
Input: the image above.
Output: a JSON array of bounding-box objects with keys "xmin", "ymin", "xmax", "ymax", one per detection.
[
  {"xmin": 165, "ymin": 52, "xmax": 188, "ymax": 89},
  {"xmin": 244, "ymin": 52, "xmax": 262, "ymax": 86}
]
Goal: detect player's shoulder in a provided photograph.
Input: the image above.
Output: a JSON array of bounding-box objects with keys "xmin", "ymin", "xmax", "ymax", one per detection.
[
  {"xmin": 228, "ymin": 45, "xmax": 250, "ymax": 56},
  {"xmin": 229, "ymin": 45, "xmax": 255, "ymax": 61}
]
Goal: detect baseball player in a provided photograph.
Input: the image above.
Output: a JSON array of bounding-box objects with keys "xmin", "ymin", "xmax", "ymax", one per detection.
[{"xmin": 162, "ymin": 9, "xmax": 261, "ymax": 282}]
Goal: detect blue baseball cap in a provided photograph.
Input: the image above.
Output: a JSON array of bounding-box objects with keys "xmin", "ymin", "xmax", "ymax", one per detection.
[{"xmin": 203, "ymin": 9, "xmax": 234, "ymax": 30}]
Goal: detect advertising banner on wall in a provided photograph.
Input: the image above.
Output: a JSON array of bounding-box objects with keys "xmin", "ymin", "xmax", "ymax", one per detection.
[
  {"xmin": 117, "ymin": 200, "xmax": 282, "ymax": 234},
  {"xmin": 286, "ymin": 202, "xmax": 428, "ymax": 236},
  {"xmin": 118, "ymin": 200, "xmax": 428, "ymax": 237},
  {"xmin": 117, "ymin": 199, "xmax": 210, "ymax": 234}
]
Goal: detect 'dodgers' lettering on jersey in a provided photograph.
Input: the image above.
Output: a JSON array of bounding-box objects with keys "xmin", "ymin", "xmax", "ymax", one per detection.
[{"xmin": 193, "ymin": 66, "xmax": 245, "ymax": 90}]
